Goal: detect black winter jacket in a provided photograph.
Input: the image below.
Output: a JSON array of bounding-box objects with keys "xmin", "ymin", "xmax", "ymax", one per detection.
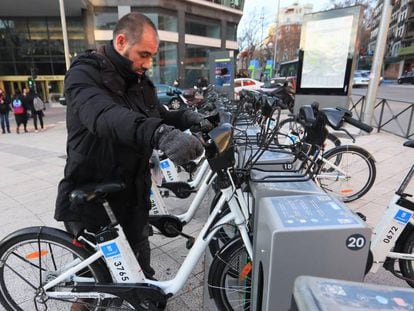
[{"xmin": 55, "ymin": 43, "xmax": 192, "ymax": 225}]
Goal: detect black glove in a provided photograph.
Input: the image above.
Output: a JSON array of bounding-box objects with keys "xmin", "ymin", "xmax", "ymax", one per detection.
[
  {"xmin": 153, "ymin": 124, "xmax": 203, "ymax": 165},
  {"xmin": 182, "ymin": 109, "xmax": 203, "ymax": 127},
  {"xmin": 190, "ymin": 119, "xmax": 214, "ymax": 133}
]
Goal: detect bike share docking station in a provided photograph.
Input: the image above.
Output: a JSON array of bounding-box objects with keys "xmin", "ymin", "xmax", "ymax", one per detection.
[
  {"xmin": 237, "ymin": 144, "xmax": 371, "ymax": 311},
  {"xmin": 291, "ymin": 276, "xmax": 414, "ymax": 311}
]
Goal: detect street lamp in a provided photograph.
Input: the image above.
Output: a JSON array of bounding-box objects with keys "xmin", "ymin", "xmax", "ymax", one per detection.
[
  {"xmin": 58, "ymin": 0, "xmax": 71, "ymax": 71},
  {"xmin": 272, "ymin": 0, "xmax": 281, "ymax": 78}
]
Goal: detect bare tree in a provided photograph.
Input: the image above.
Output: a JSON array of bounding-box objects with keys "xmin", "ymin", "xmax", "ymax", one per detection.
[
  {"xmin": 325, "ymin": 0, "xmax": 375, "ymax": 65},
  {"xmin": 238, "ymin": 8, "xmax": 262, "ymax": 70}
]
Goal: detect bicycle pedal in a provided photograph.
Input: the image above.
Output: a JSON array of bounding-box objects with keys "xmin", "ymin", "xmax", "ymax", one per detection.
[{"xmin": 186, "ymin": 237, "xmax": 195, "ymax": 249}]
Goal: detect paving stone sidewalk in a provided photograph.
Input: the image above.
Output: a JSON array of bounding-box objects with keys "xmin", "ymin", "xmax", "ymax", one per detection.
[{"xmin": 0, "ymin": 107, "xmax": 413, "ymax": 310}]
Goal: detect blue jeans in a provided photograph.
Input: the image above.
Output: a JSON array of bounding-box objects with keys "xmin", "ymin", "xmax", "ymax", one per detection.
[{"xmin": 0, "ymin": 111, "xmax": 10, "ymax": 133}]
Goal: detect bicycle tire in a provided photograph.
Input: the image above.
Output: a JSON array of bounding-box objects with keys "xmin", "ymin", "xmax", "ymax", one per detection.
[
  {"xmin": 0, "ymin": 226, "xmax": 112, "ymax": 311},
  {"xmin": 208, "ymin": 192, "xmax": 237, "ymax": 257},
  {"xmin": 275, "ymin": 117, "xmax": 306, "ymax": 145},
  {"xmin": 398, "ymin": 224, "xmax": 414, "ymax": 287},
  {"xmin": 315, "ymin": 145, "xmax": 376, "ymax": 202},
  {"xmin": 208, "ymin": 235, "xmax": 252, "ymax": 311}
]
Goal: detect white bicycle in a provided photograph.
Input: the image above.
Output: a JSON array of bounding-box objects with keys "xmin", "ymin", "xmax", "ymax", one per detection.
[{"xmin": 0, "ymin": 122, "xmax": 256, "ymax": 311}]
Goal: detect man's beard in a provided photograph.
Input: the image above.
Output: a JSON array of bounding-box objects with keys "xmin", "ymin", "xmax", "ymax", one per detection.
[{"xmin": 123, "ymin": 48, "xmax": 146, "ymax": 76}]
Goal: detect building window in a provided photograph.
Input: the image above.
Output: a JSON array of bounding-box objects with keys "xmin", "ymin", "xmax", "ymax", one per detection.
[
  {"xmin": 132, "ymin": 8, "xmax": 178, "ymax": 32},
  {"xmin": 0, "ymin": 16, "xmax": 85, "ymax": 76},
  {"xmin": 150, "ymin": 42, "xmax": 178, "ymax": 85},
  {"xmin": 186, "ymin": 17, "xmax": 220, "ymax": 38},
  {"xmin": 94, "ymin": 7, "xmax": 118, "ymax": 30},
  {"xmin": 146, "ymin": 13, "xmax": 177, "ymax": 32},
  {"xmin": 207, "ymin": 0, "xmax": 244, "ymax": 10},
  {"xmin": 226, "ymin": 22, "xmax": 237, "ymax": 41}
]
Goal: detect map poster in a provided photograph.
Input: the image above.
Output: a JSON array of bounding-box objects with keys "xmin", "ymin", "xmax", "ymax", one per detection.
[{"xmin": 301, "ymin": 15, "xmax": 353, "ymax": 89}]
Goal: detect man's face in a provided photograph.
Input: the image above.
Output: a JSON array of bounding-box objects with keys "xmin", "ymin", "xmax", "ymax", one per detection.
[
  {"xmin": 115, "ymin": 25, "xmax": 158, "ymax": 76},
  {"xmin": 23, "ymin": 88, "xmax": 28, "ymax": 95}
]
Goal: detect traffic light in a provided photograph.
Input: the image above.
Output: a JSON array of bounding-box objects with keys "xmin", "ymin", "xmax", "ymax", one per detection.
[{"xmin": 27, "ymin": 77, "xmax": 34, "ymax": 89}]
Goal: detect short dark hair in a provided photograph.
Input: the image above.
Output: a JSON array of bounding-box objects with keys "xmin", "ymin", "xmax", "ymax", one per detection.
[{"xmin": 113, "ymin": 12, "xmax": 158, "ymax": 45}]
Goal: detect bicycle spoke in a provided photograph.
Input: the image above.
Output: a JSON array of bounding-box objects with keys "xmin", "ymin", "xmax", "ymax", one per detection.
[
  {"xmin": 48, "ymin": 242, "xmax": 58, "ymax": 271},
  {"xmin": 4, "ymin": 262, "xmax": 37, "ymax": 290},
  {"xmin": 10, "ymin": 251, "xmax": 48, "ymax": 272}
]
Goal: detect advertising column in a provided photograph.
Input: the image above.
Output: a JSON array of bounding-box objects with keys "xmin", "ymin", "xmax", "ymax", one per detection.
[
  {"xmin": 209, "ymin": 51, "xmax": 235, "ymax": 100},
  {"xmin": 294, "ymin": 6, "xmax": 363, "ymax": 112}
]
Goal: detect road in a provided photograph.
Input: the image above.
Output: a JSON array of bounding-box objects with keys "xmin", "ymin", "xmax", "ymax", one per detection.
[
  {"xmin": 2, "ymin": 100, "xmax": 411, "ymax": 309},
  {"xmin": 351, "ymin": 83, "xmax": 414, "ymax": 138},
  {"xmin": 352, "ymin": 83, "xmax": 414, "ymax": 102}
]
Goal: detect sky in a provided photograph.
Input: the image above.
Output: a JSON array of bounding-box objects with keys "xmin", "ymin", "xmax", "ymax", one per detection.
[{"xmin": 238, "ymin": 0, "xmax": 333, "ymax": 41}]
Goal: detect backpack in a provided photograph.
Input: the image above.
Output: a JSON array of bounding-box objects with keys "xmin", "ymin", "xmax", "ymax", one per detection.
[
  {"xmin": 33, "ymin": 96, "xmax": 45, "ymax": 111},
  {"xmin": 12, "ymin": 98, "xmax": 24, "ymax": 115}
]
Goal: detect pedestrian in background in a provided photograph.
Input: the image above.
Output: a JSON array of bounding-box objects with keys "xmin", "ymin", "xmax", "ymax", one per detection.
[
  {"xmin": 0, "ymin": 88, "xmax": 11, "ymax": 134},
  {"xmin": 11, "ymin": 89, "xmax": 28, "ymax": 134},
  {"xmin": 32, "ymin": 94, "xmax": 45, "ymax": 132},
  {"xmin": 22, "ymin": 87, "xmax": 34, "ymax": 131}
]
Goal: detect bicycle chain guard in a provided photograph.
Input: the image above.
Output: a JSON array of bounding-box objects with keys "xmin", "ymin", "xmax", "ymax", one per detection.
[{"xmin": 73, "ymin": 283, "xmax": 167, "ymax": 310}]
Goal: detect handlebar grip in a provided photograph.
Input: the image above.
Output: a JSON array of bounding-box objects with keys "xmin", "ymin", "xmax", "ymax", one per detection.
[{"xmin": 344, "ymin": 115, "xmax": 373, "ymax": 133}]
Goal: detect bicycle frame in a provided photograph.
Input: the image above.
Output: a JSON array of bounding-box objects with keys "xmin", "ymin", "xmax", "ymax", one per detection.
[
  {"xmin": 369, "ymin": 164, "xmax": 414, "ymax": 273},
  {"xmin": 42, "ymin": 170, "xmax": 253, "ymax": 300},
  {"xmin": 313, "ymin": 153, "xmax": 349, "ymax": 180},
  {"xmin": 150, "ymin": 164, "xmax": 216, "ymax": 224}
]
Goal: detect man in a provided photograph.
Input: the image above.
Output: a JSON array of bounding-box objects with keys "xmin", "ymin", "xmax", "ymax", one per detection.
[
  {"xmin": 22, "ymin": 87, "xmax": 33, "ymax": 131},
  {"xmin": 55, "ymin": 12, "xmax": 204, "ymax": 284}
]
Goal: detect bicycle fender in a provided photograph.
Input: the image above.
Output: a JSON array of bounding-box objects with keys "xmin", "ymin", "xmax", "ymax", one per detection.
[
  {"xmin": 0, "ymin": 226, "xmax": 75, "ymax": 245},
  {"xmin": 323, "ymin": 145, "xmax": 376, "ymax": 163}
]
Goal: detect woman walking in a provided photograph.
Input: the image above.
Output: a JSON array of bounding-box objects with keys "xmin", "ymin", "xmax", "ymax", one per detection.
[
  {"xmin": 0, "ymin": 88, "xmax": 11, "ymax": 134},
  {"xmin": 12, "ymin": 89, "xmax": 28, "ymax": 134}
]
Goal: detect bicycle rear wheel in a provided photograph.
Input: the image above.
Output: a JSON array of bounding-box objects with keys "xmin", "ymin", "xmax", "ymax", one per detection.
[
  {"xmin": 208, "ymin": 236, "xmax": 252, "ymax": 311},
  {"xmin": 0, "ymin": 226, "xmax": 112, "ymax": 311},
  {"xmin": 315, "ymin": 145, "xmax": 376, "ymax": 202}
]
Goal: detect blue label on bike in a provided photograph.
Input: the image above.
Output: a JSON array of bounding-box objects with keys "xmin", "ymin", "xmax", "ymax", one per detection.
[
  {"xmin": 160, "ymin": 160, "xmax": 170, "ymax": 169},
  {"xmin": 394, "ymin": 209, "xmax": 412, "ymax": 224},
  {"xmin": 101, "ymin": 242, "xmax": 120, "ymax": 258}
]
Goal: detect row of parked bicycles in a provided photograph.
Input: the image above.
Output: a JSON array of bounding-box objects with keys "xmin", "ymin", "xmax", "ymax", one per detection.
[{"xmin": 0, "ymin": 83, "xmax": 414, "ymax": 310}]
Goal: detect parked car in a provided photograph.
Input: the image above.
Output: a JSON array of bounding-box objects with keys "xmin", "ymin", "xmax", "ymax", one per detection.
[
  {"xmin": 234, "ymin": 78, "xmax": 264, "ymax": 100},
  {"xmin": 261, "ymin": 76, "xmax": 297, "ymax": 92},
  {"xmin": 353, "ymin": 71, "xmax": 370, "ymax": 87},
  {"xmin": 154, "ymin": 83, "xmax": 183, "ymax": 110},
  {"xmin": 353, "ymin": 70, "xmax": 384, "ymax": 87},
  {"xmin": 397, "ymin": 71, "xmax": 414, "ymax": 84}
]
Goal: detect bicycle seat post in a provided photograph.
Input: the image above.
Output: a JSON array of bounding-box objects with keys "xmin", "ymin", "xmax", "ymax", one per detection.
[{"xmin": 103, "ymin": 201, "xmax": 118, "ymax": 226}]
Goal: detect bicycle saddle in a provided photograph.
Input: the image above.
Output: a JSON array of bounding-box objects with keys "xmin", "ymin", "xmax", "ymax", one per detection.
[
  {"xmin": 321, "ymin": 107, "xmax": 352, "ymax": 130},
  {"xmin": 70, "ymin": 182, "xmax": 125, "ymax": 204}
]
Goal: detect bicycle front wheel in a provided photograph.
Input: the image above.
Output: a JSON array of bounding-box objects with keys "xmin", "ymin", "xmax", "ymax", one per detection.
[
  {"xmin": 0, "ymin": 226, "xmax": 111, "ymax": 311},
  {"xmin": 275, "ymin": 117, "xmax": 306, "ymax": 145},
  {"xmin": 315, "ymin": 145, "xmax": 376, "ymax": 202},
  {"xmin": 208, "ymin": 236, "xmax": 252, "ymax": 311},
  {"xmin": 398, "ymin": 225, "xmax": 414, "ymax": 287},
  {"xmin": 275, "ymin": 118, "xmax": 340, "ymax": 151}
]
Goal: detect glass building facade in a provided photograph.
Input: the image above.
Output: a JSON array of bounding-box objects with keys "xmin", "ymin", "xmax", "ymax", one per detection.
[
  {"xmin": 0, "ymin": 0, "xmax": 243, "ymax": 97},
  {"xmin": 0, "ymin": 17, "xmax": 86, "ymax": 76}
]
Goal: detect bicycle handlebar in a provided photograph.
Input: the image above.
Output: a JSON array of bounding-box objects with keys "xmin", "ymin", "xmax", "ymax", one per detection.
[{"xmin": 343, "ymin": 115, "xmax": 373, "ymax": 133}]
